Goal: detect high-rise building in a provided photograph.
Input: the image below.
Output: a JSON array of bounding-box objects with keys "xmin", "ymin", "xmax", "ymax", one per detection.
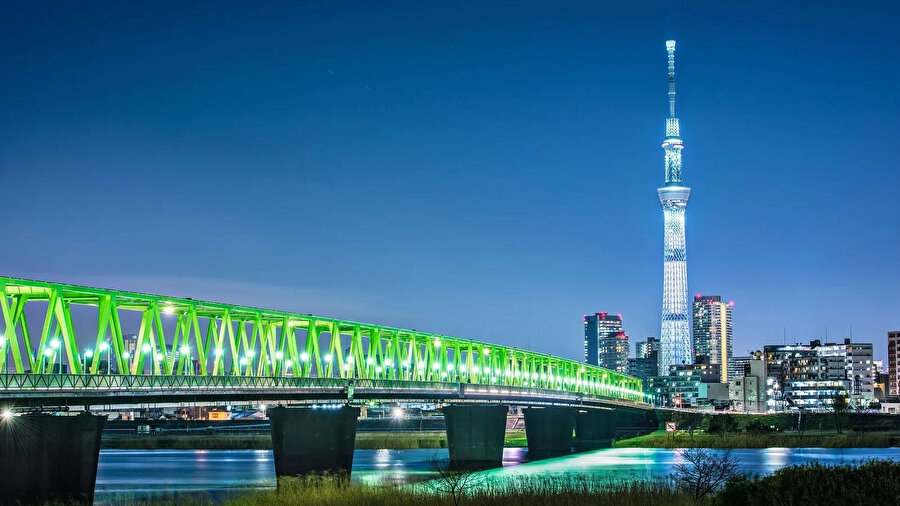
[
  {"xmin": 817, "ymin": 339, "xmax": 875, "ymax": 402},
  {"xmin": 728, "ymin": 355, "xmax": 754, "ymax": 382},
  {"xmin": 657, "ymin": 40, "xmax": 692, "ymax": 375},
  {"xmin": 888, "ymin": 331, "xmax": 900, "ymax": 396},
  {"xmin": 584, "ymin": 312, "xmax": 629, "ymax": 373},
  {"xmin": 636, "ymin": 337, "xmax": 661, "ymax": 359},
  {"xmin": 628, "ymin": 337, "xmax": 660, "ymax": 383},
  {"xmin": 124, "ymin": 334, "xmax": 138, "ymax": 356},
  {"xmin": 692, "ymin": 295, "xmax": 733, "ymax": 382},
  {"xmin": 763, "ymin": 338, "xmax": 874, "ymax": 410}
]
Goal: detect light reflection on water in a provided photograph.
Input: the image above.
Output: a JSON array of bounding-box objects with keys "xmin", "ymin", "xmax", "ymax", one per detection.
[{"xmin": 94, "ymin": 447, "xmax": 900, "ymax": 503}]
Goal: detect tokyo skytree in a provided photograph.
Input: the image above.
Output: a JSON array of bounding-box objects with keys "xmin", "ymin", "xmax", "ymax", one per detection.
[{"xmin": 657, "ymin": 40, "xmax": 692, "ymax": 375}]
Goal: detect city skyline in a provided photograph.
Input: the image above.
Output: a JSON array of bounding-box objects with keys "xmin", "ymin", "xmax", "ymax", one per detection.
[{"xmin": 0, "ymin": 2, "xmax": 897, "ymax": 365}]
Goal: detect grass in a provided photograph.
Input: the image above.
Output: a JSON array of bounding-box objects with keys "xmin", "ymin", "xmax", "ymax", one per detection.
[
  {"xmin": 102, "ymin": 434, "xmax": 273, "ymax": 450},
  {"xmin": 102, "ymin": 430, "xmax": 530, "ymax": 451},
  {"xmin": 121, "ymin": 475, "xmax": 693, "ymax": 506},
  {"xmin": 614, "ymin": 429, "xmax": 900, "ymax": 449}
]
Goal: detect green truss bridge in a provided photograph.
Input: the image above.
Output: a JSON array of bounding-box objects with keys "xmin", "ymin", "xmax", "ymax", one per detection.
[
  {"xmin": 0, "ymin": 276, "xmax": 645, "ymax": 408},
  {"xmin": 0, "ymin": 276, "xmax": 656, "ymax": 502}
]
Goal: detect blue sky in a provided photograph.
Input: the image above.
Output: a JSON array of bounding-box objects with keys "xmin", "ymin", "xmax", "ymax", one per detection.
[{"xmin": 1, "ymin": 1, "xmax": 897, "ymax": 363}]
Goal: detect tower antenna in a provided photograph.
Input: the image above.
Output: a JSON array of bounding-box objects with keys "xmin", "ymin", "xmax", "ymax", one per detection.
[{"xmin": 666, "ymin": 40, "xmax": 676, "ymax": 118}]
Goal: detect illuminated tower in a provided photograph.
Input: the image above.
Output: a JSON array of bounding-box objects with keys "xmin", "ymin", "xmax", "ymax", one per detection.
[{"xmin": 657, "ymin": 40, "xmax": 692, "ymax": 375}]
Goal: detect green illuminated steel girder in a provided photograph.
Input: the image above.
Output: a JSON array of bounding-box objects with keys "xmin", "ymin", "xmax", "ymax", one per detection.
[{"xmin": 0, "ymin": 276, "xmax": 644, "ymax": 402}]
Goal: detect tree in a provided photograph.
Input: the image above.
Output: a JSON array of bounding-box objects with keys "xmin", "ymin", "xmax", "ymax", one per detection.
[
  {"xmin": 673, "ymin": 448, "xmax": 741, "ymax": 503},
  {"xmin": 831, "ymin": 393, "xmax": 849, "ymax": 434},
  {"xmin": 676, "ymin": 411, "xmax": 704, "ymax": 439},
  {"xmin": 707, "ymin": 414, "xmax": 736, "ymax": 438},
  {"xmin": 427, "ymin": 456, "xmax": 484, "ymax": 506}
]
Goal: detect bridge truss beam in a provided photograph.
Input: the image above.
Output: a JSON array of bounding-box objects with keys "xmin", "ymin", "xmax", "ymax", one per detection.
[{"xmin": 0, "ymin": 277, "xmax": 644, "ymax": 403}]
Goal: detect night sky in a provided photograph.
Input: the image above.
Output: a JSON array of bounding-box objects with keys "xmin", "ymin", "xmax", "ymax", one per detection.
[{"xmin": 1, "ymin": 2, "xmax": 897, "ymax": 363}]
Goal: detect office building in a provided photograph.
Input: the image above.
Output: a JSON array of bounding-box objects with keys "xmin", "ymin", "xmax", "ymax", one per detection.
[
  {"xmin": 637, "ymin": 337, "xmax": 661, "ymax": 359},
  {"xmin": 728, "ymin": 355, "xmax": 756, "ymax": 382},
  {"xmin": 817, "ymin": 339, "xmax": 875, "ymax": 404},
  {"xmin": 729, "ymin": 357, "xmax": 765, "ymax": 413},
  {"xmin": 628, "ymin": 357, "xmax": 657, "ymax": 383},
  {"xmin": 889, "ymin": 331, "xmax": 900, "ymax": 396},
  {"xmin": 584, "ymin": 313, "xmax": 629, "ymax": 373},
  {"xmin": 692, "ymin": 295, "xmax": 733, "ymax": 383},
  {"xmin": 764, "ymin": 338, "xmax": 871, "ymax": 410},
  {"xmin": 628, "ymin": 337, "xmax": 660, "ymax": 383},
  {"xmin": 648, "ymin": 356, "xmax": 726, "ymax": 408},
  {"xmin": 648, "ymin": 369, "xmax": 727, "ymax": 409},
  {"xmin": 124, "ymin": 334, "xmax": 138, "ymax": 356}
]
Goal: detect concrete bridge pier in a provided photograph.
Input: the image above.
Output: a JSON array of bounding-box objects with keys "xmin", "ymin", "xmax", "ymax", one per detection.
[
  {"xmin": 442, "ymin": 404, "xmax": 508, "ymax": 468},
  {"xmin": 0, "ymin": 412, "xmax": 106, "ymax": 505},
  {"xmin": 523, "ymin": 406, "xmax": 575, "ymax": 457},
  {"xmin": 574, "ymin": 408, "xmax": 617, "ymax": 451},
  {"xmin": 268, "ymin": 405, "xmax": 360, "ymax": 479}
]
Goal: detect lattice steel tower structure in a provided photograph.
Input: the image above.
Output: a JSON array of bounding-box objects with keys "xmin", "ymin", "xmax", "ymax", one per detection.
[{"xmin": 657, "ymin": 40, "xmax": 692, "ymax": 375}]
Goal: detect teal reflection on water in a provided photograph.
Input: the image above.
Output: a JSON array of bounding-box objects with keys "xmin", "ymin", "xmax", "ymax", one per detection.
[{"xmin": 94, "ymin": 446, "xmax": 900, "ymax": 503}]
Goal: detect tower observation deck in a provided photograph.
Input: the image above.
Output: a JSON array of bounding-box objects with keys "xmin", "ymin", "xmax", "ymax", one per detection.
[{"xmin": 658, "ymin": 40, "xmax": 692, "ymax": 375}]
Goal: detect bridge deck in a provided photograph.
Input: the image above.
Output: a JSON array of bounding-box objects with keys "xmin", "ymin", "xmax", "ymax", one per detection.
[{"xmin": 0, "ymin": 374, "xmax": 649, "ymax": 411}]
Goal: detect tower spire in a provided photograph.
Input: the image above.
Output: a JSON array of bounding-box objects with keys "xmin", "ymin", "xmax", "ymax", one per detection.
[{"xmin": 666, "ymin": 40, "xmax": 676, "ymax": 118}]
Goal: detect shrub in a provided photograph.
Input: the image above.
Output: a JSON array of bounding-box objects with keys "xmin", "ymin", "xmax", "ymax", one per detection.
[
  {"xmin": 707, "ymin": 414, "xmax": 737, "ymax": 436},
  {"xmin": 716, "ymin": 459, "xmax": 900, "ymax": 506},
  {"xmin": 744, "ymin": 420, "xmax": 773, "ymax": 435}
]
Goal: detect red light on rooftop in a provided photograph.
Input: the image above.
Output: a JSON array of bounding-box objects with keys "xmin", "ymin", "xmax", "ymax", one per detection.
[
  {"xmin": 617, "ymin": 313, "xmax": 622, "ymax": 318},
  {"xmin": 599, "ymin": 312, "xmax": 607, "ymax": 319},
  {"xmin": 729, "ymin": 301, "xmax": 735, "ymax": 307},
  {"xmin": 695, "ymin": 294, "xmax": 702, "ymax": 299}
]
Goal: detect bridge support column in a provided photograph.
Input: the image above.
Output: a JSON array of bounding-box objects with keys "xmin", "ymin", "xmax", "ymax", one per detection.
[
  {"xmin": 0, "ymin": 412, "xmax": 106, "ymax": 505},
  {"xmin": 523, "ymin": 406, "xmax": 574, "ymax": 457},
  {"xmin": 574, "ymin": 408, "xmax": 616, "ymax": 451},
  {"xmin": 442, "ymin": 404, "xmax": 507, "ymax": 468},
  {"xmin": 268, "ymin": 406, "xmax": 360, "ymax": 479}
]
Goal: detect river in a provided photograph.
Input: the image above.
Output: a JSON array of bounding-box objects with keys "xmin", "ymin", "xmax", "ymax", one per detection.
[{"xmin": 94, "ymin": 447, "xmax": 900, "ymax": 503}]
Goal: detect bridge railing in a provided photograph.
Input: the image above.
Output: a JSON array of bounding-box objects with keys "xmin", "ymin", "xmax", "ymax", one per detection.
[
  {"xmin": 0, "ymin": 276, "xmax": 646, "ymax": 404},
  {"xmin": 0, "ymin": 373, "xmax": 643, "ymax": 409},
  {"xmin": 0, "ymin": 374, "xmax": 348, "ymax": 391}
]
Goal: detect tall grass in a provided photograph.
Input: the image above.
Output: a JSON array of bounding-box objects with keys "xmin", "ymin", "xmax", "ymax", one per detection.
[{"xmin": 221, "ymin": 474, "xmax": 694, "ymax": 506}]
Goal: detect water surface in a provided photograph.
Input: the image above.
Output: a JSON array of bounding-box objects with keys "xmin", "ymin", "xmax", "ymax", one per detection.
[{"xmin": 94, "ymin": 447, "xmax": 900, "ymax": 503}]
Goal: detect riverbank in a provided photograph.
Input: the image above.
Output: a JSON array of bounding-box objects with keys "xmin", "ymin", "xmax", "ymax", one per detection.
[
  {"xmin": 102, "ymin": 430, "xmax": 530, "ymax": 450},
  {"xmin": 614, "ymin": 430, "xmax": 900, "ymax": 449}
]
